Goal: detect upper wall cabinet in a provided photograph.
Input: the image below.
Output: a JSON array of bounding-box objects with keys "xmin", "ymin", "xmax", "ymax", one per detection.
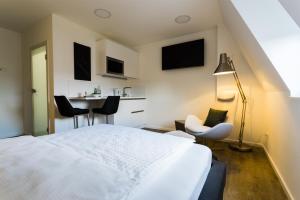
[{"xmin": 96, "ymin": 39, "xmax": 139, "ymax": 79}]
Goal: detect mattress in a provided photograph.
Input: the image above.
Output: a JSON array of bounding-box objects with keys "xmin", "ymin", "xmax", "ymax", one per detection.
[
  {"xmin": 0, "ymin": 124, "xmax": 211, "ymax": 200},
  {"xmin": 129, "ymin": 144, "xmax": 212, "ymax": 200}
]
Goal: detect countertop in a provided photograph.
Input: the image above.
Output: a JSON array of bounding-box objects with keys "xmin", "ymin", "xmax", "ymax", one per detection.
[{"xmin": 69, "ymin": 96, "xmax": 146, "ymax": 101}]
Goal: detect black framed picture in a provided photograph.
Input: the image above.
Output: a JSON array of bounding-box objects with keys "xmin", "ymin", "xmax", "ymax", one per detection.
[{"xmin": 74, "ymin": 42, "xmax": 91, "ymax": 81}]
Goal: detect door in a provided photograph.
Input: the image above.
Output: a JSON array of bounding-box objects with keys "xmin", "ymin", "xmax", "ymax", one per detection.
[{"xmin": 31, "ymin": 45, "xmax": 48, "ymax": 136}]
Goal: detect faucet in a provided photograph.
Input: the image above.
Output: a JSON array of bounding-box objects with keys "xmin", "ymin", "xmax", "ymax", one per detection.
[{"xmin": 123, "ymin": 87, "xmax": 132, "ymax": 97}]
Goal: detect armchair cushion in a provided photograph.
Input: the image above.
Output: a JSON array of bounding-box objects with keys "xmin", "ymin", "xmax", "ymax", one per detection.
[
  {"xmin": 185, "ymin": 115, "xmax": 233, "ymax": 141},
  {"xmin": 204, "ymin": 108, "xmax": 228, "ymax": 127},
  {"xmin": 203, "ymin": 123, "xmax": 233, "ymax": 140},
  {"xmin": 185, "ymin": 115, "xmax": 211, "ymax": 135}
]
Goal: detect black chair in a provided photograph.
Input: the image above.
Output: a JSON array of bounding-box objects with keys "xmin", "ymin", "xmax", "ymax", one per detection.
[
  {"xmin": 54, "ymin": 96, "xmax": 90, "ymax": 128},
  {"xmin": 92, "ymin": 96, "xmax": 120, "ymax": 125}
]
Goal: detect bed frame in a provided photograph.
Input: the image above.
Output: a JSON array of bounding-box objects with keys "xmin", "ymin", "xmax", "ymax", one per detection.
[{"xmin": 199, "ymin": 159, "xmax": 227, "ymax": 200}]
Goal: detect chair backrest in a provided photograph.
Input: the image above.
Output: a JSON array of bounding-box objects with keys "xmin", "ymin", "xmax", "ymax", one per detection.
[
  {"xmin": 54, "ymin": 96, "xmax": 74, "ymax": 117},
  {"xmin": 101, "ymin": 96, "xmax": 121, "ymax": 115}
]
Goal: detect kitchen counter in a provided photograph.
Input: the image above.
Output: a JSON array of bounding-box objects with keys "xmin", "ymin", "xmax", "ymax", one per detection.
[
  {"xmin": 68, "ymin": 96, "xmax": 146, "ymax": 128},
  {"xmin": 69, "ymin": 96, "xmax": 146, "ymax": 101}
]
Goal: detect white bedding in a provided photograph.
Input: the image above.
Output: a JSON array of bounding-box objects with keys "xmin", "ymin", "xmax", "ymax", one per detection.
[
  {"xmin": 129, "ymin": 144, "xmax": 212, "ymax": 200},
  {"xmin": 0, "ymin": 125, "xmax": 212, "ymax": 200}
]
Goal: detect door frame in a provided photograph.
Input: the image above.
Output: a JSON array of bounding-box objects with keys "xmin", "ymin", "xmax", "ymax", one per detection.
[{"xmin": 30, "ymin": 42, "xmax": 50, "ymax": 135}]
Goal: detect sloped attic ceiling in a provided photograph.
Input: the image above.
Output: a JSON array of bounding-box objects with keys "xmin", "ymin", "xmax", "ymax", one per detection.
[
  {"xmin": 279, "ymin": 0, "xmax": 300, "ymax": 28},
  {"xmin": 219, "ymin": 0, "xmax": 300, "ymax": 97}
]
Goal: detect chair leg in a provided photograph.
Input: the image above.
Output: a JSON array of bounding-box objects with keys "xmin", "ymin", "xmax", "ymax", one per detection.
[
  {"xmin": 76, "ymin": 116, "xmax": 79, "ymax": 128},
  {"xmin": 73, "ymin": 116, "xmax": 76, "ymax": 129},
  {"xmin": 92, "ymin": 113, "xmax": 95, "ymax": 126},
  {"xmin": 87, "ymin": 114, "xmax": 90, "ymax": 126}
]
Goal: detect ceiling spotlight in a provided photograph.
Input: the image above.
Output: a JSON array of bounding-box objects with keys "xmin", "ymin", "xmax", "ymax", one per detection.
[
  {"xmin": 94, "ymin": 9, "xmax": 111, "ymax": 19},
  {"xmin": 175, "ymin": 15, "xmax": 191, "ymax": 24}
]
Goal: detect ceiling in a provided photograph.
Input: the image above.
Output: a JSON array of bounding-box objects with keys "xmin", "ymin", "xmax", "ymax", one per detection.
[
  {"xmin": 220, "ymin": 0, "xmax": 300, "ymax": 96},
  {"xmin": 279, "ymin": 0, "xmax": 300, "ymax": 28},
  {"xmin": 0, "ymin": 0, "xmax": 222, "ymax": 46}
]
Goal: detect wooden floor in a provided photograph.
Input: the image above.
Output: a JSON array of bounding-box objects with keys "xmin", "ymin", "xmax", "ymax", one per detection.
[
  {"xmin": 206, "ymin": 141, "xmax": 288, "ymax": 200},
  {"xmin": 143, "ymin": 128, "xmax": 288, "ymax": 200}
]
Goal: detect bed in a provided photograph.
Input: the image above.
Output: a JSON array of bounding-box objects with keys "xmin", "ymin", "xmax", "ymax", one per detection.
[{"xmin": 0, "ymin": 124, "xmax": 225, "ymax": 200}]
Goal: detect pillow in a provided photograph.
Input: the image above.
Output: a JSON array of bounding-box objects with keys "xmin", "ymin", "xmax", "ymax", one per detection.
[{"xmin": 204, "ymin": 108, "xmax": 228, "ymax": 127}]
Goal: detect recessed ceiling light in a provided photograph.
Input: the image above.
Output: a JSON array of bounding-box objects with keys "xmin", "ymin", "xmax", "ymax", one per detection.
[
  {"xmin": 94, "ymin": 9, "xmax": 111, "ymax": 19},
  {"xmin": 175, "ymin": 15, "xmax": 191, "ymax": 24}
]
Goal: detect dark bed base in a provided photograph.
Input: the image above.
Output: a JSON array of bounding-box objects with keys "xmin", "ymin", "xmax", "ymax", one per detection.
[{"xmin": 198, "ymin": 159, "xmax": 227, "ymax": 200}]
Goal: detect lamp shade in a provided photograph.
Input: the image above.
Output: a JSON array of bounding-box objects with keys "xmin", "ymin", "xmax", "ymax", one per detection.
[{"xmin": 213, "ymin": 53, "xmax": 235, "ymax": 75}]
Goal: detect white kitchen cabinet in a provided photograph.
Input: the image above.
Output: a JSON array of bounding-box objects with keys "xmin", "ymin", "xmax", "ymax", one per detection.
[
  {"xmin": 123, "ymin": 47, "xmax": 139, "ymax": 78},
  {"xmin": 95, "ymin": 39, "xmax": 139, "ymax": 78},
  {"xmin": 113, "ymin": 99, "xmax": 146, "ymax": 128},
  {"xmin": 95, "ymin": 40, "xmax": 106, "ymax": 75}
]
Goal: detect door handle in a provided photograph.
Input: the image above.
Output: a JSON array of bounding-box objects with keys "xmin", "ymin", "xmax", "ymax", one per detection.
[
  {"xmin": 32, "ymin": 89, "xmax": 37, "ymax": 93},
  {"xmin": 131, "ymin": 110, "xmax": 144, "ymax": 114}
]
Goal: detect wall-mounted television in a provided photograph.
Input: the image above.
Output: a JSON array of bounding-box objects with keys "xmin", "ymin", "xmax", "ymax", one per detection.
[
  {"xmin": 162, "ymin": 39, "xmax": 204, "ymax": 70},
  {"xmin": 74, "ymin": 42, "xmax": 91, "ymax": 81}
]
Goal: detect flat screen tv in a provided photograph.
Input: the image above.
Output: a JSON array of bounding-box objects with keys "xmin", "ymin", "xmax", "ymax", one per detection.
[
  {"xmin": 74, "ymin": 42, "xmax": 91, "ymax": 81},
  {"xmin": 162, "ymin": 39, "xmax": 204, "ymax": 70}
]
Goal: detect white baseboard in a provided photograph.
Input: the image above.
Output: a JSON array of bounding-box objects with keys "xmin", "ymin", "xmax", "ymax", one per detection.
[{"xmin": 261, "ymin": 144, "xmax": 294, "ymax": 200}]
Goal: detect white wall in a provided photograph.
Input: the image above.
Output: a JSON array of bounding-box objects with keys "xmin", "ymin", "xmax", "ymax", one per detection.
[
  {"xmin": 217, "ymin": 24, "xmax": 266, "ymax": 143},
  {"xmin": 255, "ymin": 1, "xmax": 300, "ymax": 193},
  {"xmin": 137, "ymin": 29, "xmax": 217, "ymax": 130},
  {"xmin": 263, "ymin": 92, "xmax": 300, "ymax": 200},
  {"xmin": 0, "ymin": 27, "xmax": 23, "ymax": 138},
  {"xmin": 52, "ymin": 15, "xmax": 139, "ymax": 132}
]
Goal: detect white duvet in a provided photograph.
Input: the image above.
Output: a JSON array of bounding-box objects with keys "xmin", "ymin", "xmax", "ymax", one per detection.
[{"xmin": 0, "ymin": 125, "xmax": 197, "ymax": 200}]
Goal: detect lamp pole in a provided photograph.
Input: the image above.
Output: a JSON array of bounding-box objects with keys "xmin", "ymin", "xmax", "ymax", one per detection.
[{"xmin": 228, "ymin": 59, "xmax": 252, "ymax": 152}]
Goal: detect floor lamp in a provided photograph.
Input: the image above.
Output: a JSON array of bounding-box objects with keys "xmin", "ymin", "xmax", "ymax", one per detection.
[{"xmin": 213, "ymin": 53, "xmax": 252, "ymax": 152}]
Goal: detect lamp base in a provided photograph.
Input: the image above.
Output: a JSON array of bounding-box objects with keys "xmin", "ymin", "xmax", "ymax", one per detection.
[{"xmin": 229, "ymin": 143, "xmax": 252, "ymax": 152}]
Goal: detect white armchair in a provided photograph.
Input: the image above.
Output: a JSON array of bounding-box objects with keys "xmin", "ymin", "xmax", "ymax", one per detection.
[{"xmin": 185, "ymin": 115, "xmax": 233, "ymax": 141}]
